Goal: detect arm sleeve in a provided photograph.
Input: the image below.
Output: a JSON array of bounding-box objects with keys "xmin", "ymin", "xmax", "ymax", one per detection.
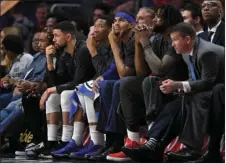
[
  {"xmin": 188, "ymin": 51, "xmax": 220, "ymax": 92},
  {"xmin": 143, "ymin": 45, "xmax": 177, "ymax": 76},
  {"xmin": 91, "ymin": 51, "xmax": 112, "ymax": 75}
]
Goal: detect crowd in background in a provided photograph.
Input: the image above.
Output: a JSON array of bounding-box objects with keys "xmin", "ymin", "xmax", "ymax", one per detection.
[{"xmin": 0, "ymin": 0, "xmax": 225, "ymax": 163}]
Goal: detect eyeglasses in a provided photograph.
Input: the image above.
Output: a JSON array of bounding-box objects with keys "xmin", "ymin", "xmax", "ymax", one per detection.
[{"xmin": 201, "ymin": 2, "xmax": 219, "ymax": 9}]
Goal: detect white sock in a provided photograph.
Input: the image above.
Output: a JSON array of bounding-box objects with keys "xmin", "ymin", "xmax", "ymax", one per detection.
[
  {"xmin": 47, "ymin": 124, "xmax": 58, "ymax": 141},
  {"xmin": 61, "ymin": 125, "xmax": 73, "ymax": 142},
  {"xmin": 72, "ymin": 122, "xmax": 85, "ymax": 146},
  {"xmin": 127, "ymin": 129, "xmax": 140, "ymax": 143},
  {"xmin": 89, "ymin": 125, "xmax": 104, "ymax": 146}
]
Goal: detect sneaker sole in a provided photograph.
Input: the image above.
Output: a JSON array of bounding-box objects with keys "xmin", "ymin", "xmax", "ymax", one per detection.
[
  {"xmin": 70, "ymin": 154, "xmax": 85, "ymax": 160},
  {"xmin": 51, "ymin": 153, "xmax": 69, "ymax": 159},
  {"xmin": 15, "ymin": 151, "xmax": 25, "ymax": 156},
  {"xmin": 39, "ymin": 154, "xmax": 53, "ymax": 159},
  {"xmin": 106, "ymin": 155, "xmax": 131, "ymax": 162}
]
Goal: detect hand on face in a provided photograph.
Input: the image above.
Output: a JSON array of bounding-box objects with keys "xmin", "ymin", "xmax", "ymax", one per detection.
[
  {"xmin": 108, "ymin": 25, "xmax": 120, "ymax": 44},
  {"xmin": 135, "ymin": 24, "xmax": 153, "ymax": 45},
  {"xmin": 45, "ymin": 45, "xmax": 56, "ymax": 58},
  {"xmin": 86, "ymin": 35, "xmax": 97, "ymax": 54}
]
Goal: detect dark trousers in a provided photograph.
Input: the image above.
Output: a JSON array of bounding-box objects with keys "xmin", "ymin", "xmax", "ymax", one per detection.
[
  {"xmin": 148, "ymin": 97, "xmax": 182, "ymax": 144},
  {"xmin": 142, "ymin": 76, "xmax": 176, "ymax": 125},
  {"xmin": 96, "ymin": 80, "xmax": 125, "ymax": 135},
  {"xmin": 149, "ymin": 90, "xmax": 211, "ymax": 152},
  {"xmin": 119, "ymin": 76, "xmax": 146, "ymax": 132},
  {"xmin": 208, "ymin": 84, "xmax": 225, "ymax": 154},
  {"xmin": 22, "ymin": 94, "xmax": 47, "ymax": 144}
]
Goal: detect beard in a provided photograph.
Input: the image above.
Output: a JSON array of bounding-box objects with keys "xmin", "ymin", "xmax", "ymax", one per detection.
[
  {"xmin": 153, "ymin": 24, "xmax": 168, "ymax": 34},
  {"xmin": 119, "ymin": 28, "xmax": 132, "ymax": 38},
  {"xmin": 55, "ymin": 42, "xmax": 67, "ymax": 50}
]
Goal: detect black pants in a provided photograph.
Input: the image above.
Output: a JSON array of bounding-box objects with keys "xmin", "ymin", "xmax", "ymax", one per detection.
[
  {"xmin": 149, "ymin": 90, "xmax": 211, "ymax": 152},
  {"xmin": 142, "ymin": 76, "xmax": 177, "ymax": 125},
  {"xmin": 119, "ymin": 76, "xmax": 146, "ymax": 132},
  {"xmin": 22, "ymin": 94, "xmax": 47, "ymax": 144},
  {"xmin": 148, "ymin": 97, "xmax": 182, "ymax": 145},
  {"xmin": 208, "ymin": 84, "xmax": 225, "ymax": 154}
]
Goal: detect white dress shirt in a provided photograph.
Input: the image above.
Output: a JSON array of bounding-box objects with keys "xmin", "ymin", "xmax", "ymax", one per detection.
[
  {"xmin": 208, "ymin": 20, "xmax": 221, "ymax": 42},
  {"xmin": 196, "ymin": 30, "xmax": 204, "ymax": 36}
]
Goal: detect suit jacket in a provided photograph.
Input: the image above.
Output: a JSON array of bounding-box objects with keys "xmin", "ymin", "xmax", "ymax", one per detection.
[
  {"xmin": 197, "ymin": 32, "xmax": 208, "ymax": 41},
  {"xmin": 182, "ymin": 38, "xmax": 225, "ymax": 92},
  {"xmin": 203, "ymin": 21, "xmax": 225, "ymax": 47}
]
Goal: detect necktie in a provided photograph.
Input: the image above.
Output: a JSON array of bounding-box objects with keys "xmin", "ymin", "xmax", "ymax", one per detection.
[
  {"xmin": 208, "ymin": 31, "xmax": 214, "ymax": 42},
  {"xmin": 189, "ymin": 55, "xmax": 196, "ymax": 81}
]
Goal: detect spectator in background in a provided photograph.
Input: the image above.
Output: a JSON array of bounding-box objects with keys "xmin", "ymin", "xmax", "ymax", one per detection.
[
  {"xmin": 46, "ymin": 12, "xmax": 68, "ymax": 28},
  {"xmin": 135, "ymin": 7, "xmax": 155, "ymax": 25},
  {"xmin": 30, "ymin": 32, "xmax": 41, "ymax": 55},
  {"xmin": 114, "ymin": 0, "xmax": 134, "ymax": 13},
  {"xmin": 0, "ymin": 28, "xmax": 52, "ymax": 155},
  {"xmin": 10, "ymin": 4, "xmax": 34, "ymax": 52},
  {"xmin": 201, "ymin": 0, "xmax": 224, "ymax": 46},
  {"xmin": 71, "ymin": 17, "xmax": 88, "ymax": 41},
  {"xmin": 182, "ymin": 2, "xmax": 207, "ymax": 38},
  {"xmin": 93, "ymin": 3, "xmax": 111, "ymax": 23},
  {"xmin": 219, "ymin": 0, "xmax": 225, "ymax": 20},
  {"xmin": 0, "ymin": 28, "xmax": 50, "ymax": 135},
  {"xmin": 0, "ymin": 27, "xmax": 20, "ymax": 78},
  {"xmin": 0, "ymin": 35, "xmax": 33, "ymax": 108},
  {"xmin": 35, "ymin": 3, "xmax": 48, "ymax": 32},
  {"xmin": 89, "ymin": 3, "xmax": 111, "ymax": 37}
]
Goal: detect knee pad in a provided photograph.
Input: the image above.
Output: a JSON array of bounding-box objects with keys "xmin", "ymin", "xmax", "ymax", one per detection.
[
  {"xmin": 46, "ymin": 94, "xmax": 61, "ymax": 114},
  {"xmin": 61, "ymin": 90, "xmax": 74, "ymax": 112}
]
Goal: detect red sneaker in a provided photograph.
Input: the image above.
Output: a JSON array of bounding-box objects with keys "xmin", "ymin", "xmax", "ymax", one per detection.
[{"xmin": 106, "ymin": 138, "xmax": 140, "ymax": 162}]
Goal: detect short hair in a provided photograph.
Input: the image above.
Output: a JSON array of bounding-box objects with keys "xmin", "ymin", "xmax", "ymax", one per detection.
[
  {"xmin": 158, "ymin": 4, "xmax": 183, "ymax": 28},
  {"xmin": 11, "ymin": 3, "xmax": 24, "ymax": 14},
  {"xmin": 54, "ymin": 21, "xmax": 76, "ymax": 39},
  {"xmin": 2, "ymin": 35, "xmax": 24, "ymax": 54},
  {"xmin": 170, "ymin": 22, "xmax": 196, "ymax": 39},
  {"xmin": 183, "ymin": 2, "xmax": 204, "ymax": 26},
  {"xmin": 94, "ymin": 3, "xmax": 111, "ymax": 15},
  {"xmin": 140, "ymin": 7, "xmax": 155, "ymax": 17},
  {"xmin": 97, "ymin": 15, "xmax": 114, "ymax": 27},
  {"xmin": 36, "ymin": 2, "xmax": 48, "ymax": 10},
  {"xmin": 71, "ymin": 17, "xmax": 89, "ymax": 36},
  {"xmin": 46, "ymin": 11, "xmax": 68, "ymax": 23}
]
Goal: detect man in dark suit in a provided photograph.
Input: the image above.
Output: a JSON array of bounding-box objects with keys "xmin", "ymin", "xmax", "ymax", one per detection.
[
  {"xmin": 190, "ymin": 0, "xmax": 225, "ymax": 162},
  {"xmin": 121, "ymin": 23, "xmax": 225, "ymax": 162},
  {"xmin": 182, "ymin": 2, "xmax": 208, "ymax": 40},
  {"xmin": 202, "ymin": 0, "xmax": 225, "ymax": 46}
]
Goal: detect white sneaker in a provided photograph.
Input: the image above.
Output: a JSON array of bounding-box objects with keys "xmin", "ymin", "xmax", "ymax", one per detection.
[
  {"xmin": 25, "ymin": 143, "xmax": 36, "ymax": 151},
  {"xmin": 15, "ymin": 143, "xmax": 36, "ymax": 156},
  {"xmin": 15, "ymin": 150, "xmax": 26, "ymax": 156}
]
